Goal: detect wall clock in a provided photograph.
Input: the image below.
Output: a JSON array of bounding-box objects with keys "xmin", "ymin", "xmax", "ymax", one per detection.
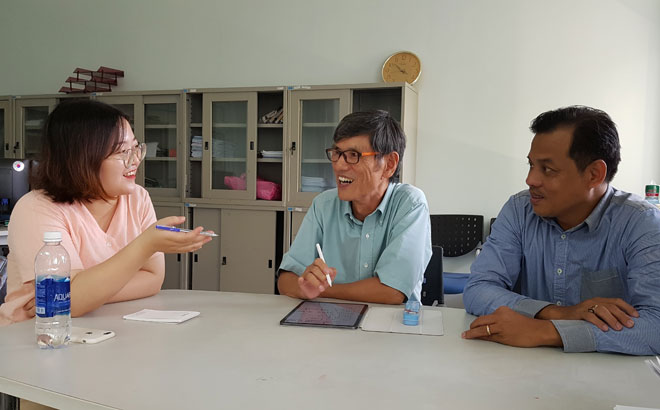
[{"xmin": 382, "ymin": 51, "xmax": 421, "ymax": 84}]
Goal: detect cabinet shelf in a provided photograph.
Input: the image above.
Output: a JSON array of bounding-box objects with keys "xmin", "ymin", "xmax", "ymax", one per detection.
[
  {"xmin": 212, "ymin": 123, "xmax": 247, "ymax": 128},
  {"xmin": 212, "ymin": 157, "xmax": 246, "ymax": 162},
  {"xmin": 257, "ymin": 158, "xmax": 282, "ymax": 163},
  {"xmin": 258, "ymin": 124, "xmax": 283, "ymax": 129},
  {"xmin": 301, "ymin": 159, "xmax": 329, "ymax": 164},
  {"xmin": 145, "ymin": 157, "xmax": 177, "ymax": 161},
  {"xmin": 190, "ymin": 157, "xmax": 202, "ymax": 162},
  {"xmin": 302, "ymin": 122, "xmax": 337, "ymax": 128},
  {"xmin": 190, "ymin": 123, "xmax": 202, "ymax": 128},
  {"xmin": 145, "ymin": 124, "xmax": 177, "ymax": 129}
]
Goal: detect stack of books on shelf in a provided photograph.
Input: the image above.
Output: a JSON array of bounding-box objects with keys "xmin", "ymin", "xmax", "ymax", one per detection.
[
  {"xmin": 301, "ymin": 176, "xmax": 333, "ymax": 192},
  {"xmin": 191, "ymin": 136, "xmax": 203, "ymax": 158},
  {"xmin": 260, "ymin": 107, "xmax": 284, "ymax": 124}
]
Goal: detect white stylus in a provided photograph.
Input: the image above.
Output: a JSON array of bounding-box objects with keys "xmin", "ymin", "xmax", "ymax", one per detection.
[{"xmin": 315, "ymin": 243, "xmax": 332, "ymax": 287}]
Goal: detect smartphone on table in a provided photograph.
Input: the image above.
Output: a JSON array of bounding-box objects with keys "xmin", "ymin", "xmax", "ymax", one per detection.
[{"xmin": 70, "ymin": 327, "xmax": 116, "ymax": 344}]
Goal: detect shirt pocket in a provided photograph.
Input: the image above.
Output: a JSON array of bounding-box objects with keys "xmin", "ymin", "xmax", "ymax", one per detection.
[{"xmin": 580, "ymin": 269, "xmax": 624, "ymax": 300}]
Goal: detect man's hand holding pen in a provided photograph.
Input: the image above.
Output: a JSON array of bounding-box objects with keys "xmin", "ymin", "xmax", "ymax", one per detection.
[{"xmin": 298, "ymin": 258, "xmax": 337, "ymax": 300}]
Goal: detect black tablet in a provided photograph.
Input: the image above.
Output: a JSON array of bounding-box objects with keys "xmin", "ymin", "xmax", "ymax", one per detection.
[{"xmin": 280, "ymin": 301, "xmax": 369, "ymax": 329}]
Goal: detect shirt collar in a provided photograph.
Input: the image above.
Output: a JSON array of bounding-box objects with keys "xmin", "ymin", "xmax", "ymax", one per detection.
[
  {"xmin": 582, "ymin": 184, "xmax": 613, "ymax": 232},
  {"xmin": 541, "ymin": 185, "xmax": 613, "ymax": 233},
  {"xmin": 342, "ymin": 182, "xmax": 397, "ymax": 223}
]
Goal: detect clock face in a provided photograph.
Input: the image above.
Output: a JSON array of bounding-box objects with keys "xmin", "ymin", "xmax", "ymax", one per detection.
[{"xmin": 382, "ymin": 52, "xmax": 421, "ymax": 84}]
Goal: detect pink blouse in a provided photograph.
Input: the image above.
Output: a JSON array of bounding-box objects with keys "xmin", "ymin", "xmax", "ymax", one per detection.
[{"xmin": 0, "ymin": 186, "xmax": 160, "ymax": 325}]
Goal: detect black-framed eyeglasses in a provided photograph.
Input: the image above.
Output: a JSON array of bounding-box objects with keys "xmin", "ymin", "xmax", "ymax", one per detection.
[{"xmin": 325, "ymin": 148, "xmax": 380, "ymax": 164}]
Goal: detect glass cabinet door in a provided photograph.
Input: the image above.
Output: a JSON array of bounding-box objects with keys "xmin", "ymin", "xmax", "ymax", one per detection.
[
  {"xmin": 202, "ymin": 92, "xmax": 257, "ymax": 199},
  {"xmin": 94, "ymin": 95, "xmax": 145, "ymax": 184},
  {"xmin": 288, "ymin": 89, "xmax": 350, "ymax": 206},
  {"xmin": 143, "ymin": 95, "xmax": 181, "ymax": 198},
  {"xmin": 13, "ymin": 98, "xmax": 56, "ymax": 159},
  {"xmin": 0, "ymin": 100, "xmax": 10, "ymax": 159}
]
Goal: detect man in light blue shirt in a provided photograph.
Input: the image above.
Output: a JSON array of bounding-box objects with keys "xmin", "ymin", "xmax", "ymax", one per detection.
[
  {"xmin": 462, "ymin": 106, "xmax": 660, "ymax": 355},
  {"xmin": 278, "ymin": 111, "xmax": 431, "ymax": 304}
]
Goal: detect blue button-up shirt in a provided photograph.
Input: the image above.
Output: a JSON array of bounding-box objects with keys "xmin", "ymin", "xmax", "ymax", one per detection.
[
  {"xmin": 279, "ymin": 183, "xmax": 432, "ymax": 301},
  {"xmin": 464, "ymin": 186, "xmax": 660, "ymax": 355}
]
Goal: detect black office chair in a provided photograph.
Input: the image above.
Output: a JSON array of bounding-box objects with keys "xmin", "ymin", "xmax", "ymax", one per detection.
[
  {"xmin": 489, "ymin": 217, "xmax": 496, "ymax": 236},
  {"xmin": 421, "ymin": 246, "xmax": 443, "ymax": 306},
  {"xmin": 430, "ymin": 215, "xmax": 484, "ymax": 294}
]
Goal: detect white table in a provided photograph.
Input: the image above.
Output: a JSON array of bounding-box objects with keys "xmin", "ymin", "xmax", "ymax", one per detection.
[{"xmin": 0, "ymin": 290, "xmax": 658, "ymax": 410}]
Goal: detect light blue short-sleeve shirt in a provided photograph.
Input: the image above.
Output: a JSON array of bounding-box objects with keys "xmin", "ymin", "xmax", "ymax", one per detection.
[{"xmin": 279, "ymin": 183, "xmax": 432, "ymax": 301}]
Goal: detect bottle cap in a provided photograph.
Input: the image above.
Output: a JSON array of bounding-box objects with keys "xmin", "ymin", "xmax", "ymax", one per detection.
[{"xmin": 43, "ymin": 231, "xmax": 62, "ymax": 242}]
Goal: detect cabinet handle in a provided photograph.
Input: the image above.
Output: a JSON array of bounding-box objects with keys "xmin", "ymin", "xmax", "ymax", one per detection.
[
  {"xmin": 249, "ymin": 141, "xmax": 254, "ymax": 150},
  {"xmin": 204, "ymin": 141, "xmax": 209, "ymax": 151},
  {"xmin": 290, "ymin": 141, "xmax": 296, "ymax": 153},
  {"xmin": 4, "ymin": 143, "xmax": 8, "ymax": 151},
  {"xmin": 194, "ymin": 254, "xmax": 198, "ymax": 263},
  {"xmin": 268, "ymin": 259, "xmax": 273, "ymax": 269},
  {"xmin": 177, "ymin": 254, "xmax": 181, "ymax": 262},
  {"xmin": 222, "ymin": 256, "xmax": 226, "ymax": 265},
  {"xmin": 13, "ymin": 141, "xmax": 19, "ymax": 151}
]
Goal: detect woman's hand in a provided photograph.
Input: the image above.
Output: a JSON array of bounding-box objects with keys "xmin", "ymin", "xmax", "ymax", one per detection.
[{"xmin": 142, "ymin": 216, "xmax": 214, "ymax": 254}]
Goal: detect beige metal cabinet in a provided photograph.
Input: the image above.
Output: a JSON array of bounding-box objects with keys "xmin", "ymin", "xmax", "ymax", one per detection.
[
  {"xmin": 186, "ymin": 88, "xmax": 286, "ymax": 205},
  {"xmin": 143, "ymin": 95, "xmax": 183, "ymax": 199},
  {"xmin": 284, "ymin": 207, "xmax": 308, "ymax": 252},
  {"xmin": 190, "ymin": 207, "xmax": 222, "ymax": 291},
  {"xmin": 0, "ymin": 99, "xmax": 11, "ymax": 159},
  {"xmin": 202, "ymin": 92, "xmax": 257, "ymax": 200},
  {"xmin": 95, "ymin": 92, "xmax": 184, "ymax": 201},
  {"xmin": 12, "ymin": 97, "xmax": 57, "ymax": 159},
  {"xmin": 287, "ymin": 89, "xmax": 350, "ymax": 206},
  {"xmin": 153, "ymin": 203, "xmax": 188, "ymax": 290},
  {"xmin": 219, "ymin": 209, "xmax": 277, "ymax": 294},
  {"xmin": 93, "ymin": 94, "xmax": 145, "ymax": 184},
  {"xmin": 286, "ymin": 83, "xmax": 418, "ymax": 207}
]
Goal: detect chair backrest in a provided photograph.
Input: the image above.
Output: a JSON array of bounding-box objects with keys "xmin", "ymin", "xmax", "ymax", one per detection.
[
  {"xmin": 430, "ymin": 215, "xmax": 484, "ymax": 257},
  {"xmin": 0, "ymin": 255, "xmax": 7, "ymax": 305},
  {"xmin": 421, "ymin": 245, "xmax": 443, "ymax": 306},
  {"xmin": 489, "ymin": 217, "xmax": 496, "ymax": 236}
]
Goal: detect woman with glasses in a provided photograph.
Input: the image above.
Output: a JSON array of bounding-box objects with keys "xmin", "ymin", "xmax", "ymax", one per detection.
[{"xmin": 0, "ymin": 100, "xmax": 212, "ymax": 325}]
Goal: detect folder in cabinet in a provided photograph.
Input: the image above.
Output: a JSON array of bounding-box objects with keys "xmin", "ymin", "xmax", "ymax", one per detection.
[{"xmin": 360, "ymin": 306, "xmax": 444, "ymax": 336}]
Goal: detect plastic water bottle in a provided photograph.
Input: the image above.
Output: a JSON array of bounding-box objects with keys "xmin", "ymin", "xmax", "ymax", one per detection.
[
  {"xmin": 35, "ymin": 231, "xmax": 71, "ymax": 348},
  {"xmin": 645, "ymin": 182, "xmax": 660, "ymax": 208}
]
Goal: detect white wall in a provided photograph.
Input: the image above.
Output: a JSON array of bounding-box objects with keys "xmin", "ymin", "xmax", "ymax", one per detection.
[{"xmin": 1, "ymin": 0, "xmax": 659, "ymax": 223}]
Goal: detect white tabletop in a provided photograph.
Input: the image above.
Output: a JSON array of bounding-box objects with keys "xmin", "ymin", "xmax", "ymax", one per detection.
[{"xmin": 0, "ymin": 290, "xmax": 658, "ymax": 410}]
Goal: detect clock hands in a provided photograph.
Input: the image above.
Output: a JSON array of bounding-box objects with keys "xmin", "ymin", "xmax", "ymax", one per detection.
[{"xmin": 393, "ymin": 63, "xmax": 408, "ymax": 75}]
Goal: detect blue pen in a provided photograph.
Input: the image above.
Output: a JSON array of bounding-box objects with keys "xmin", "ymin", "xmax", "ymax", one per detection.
[{"xmin": 156, "ymin": 225, "xmax": 218, "ymax": 237}]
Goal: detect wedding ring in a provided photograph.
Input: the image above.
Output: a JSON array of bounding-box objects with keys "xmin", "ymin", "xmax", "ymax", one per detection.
[
  {"xmin": 486, "ymin": 324, "xmax": 492, "ymax": 336},
  {"xmin": 587, "ymin": 304, "xmax": 598, "ymax": 314}
]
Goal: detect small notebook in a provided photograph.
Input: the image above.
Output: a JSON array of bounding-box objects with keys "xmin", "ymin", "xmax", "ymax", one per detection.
[
  {"xmin": 360, "ymin": 306, "xmax": 444, "ymax": 336},
  {"xmin": 123, "ymin": 309, "xmax": 200, "ymax": 324}
]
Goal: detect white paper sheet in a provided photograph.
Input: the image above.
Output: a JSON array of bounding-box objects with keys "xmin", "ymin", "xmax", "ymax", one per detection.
[
  {"xmin": 360, "ymin": 306, "xmax": 444, "ymax": 336},
  {"xmin": 123, "ymin": 309, "xmax": 200, "ymax": 324}
]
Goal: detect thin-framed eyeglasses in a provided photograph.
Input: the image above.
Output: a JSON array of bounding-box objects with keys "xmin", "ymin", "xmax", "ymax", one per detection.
[
  {"xmin": 325, "ymin": 148, "xmax": 380, "ymax": 164},
  {"xmin": 114, "ymin": 143, "xmax": 147, "ymax": 168}
]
